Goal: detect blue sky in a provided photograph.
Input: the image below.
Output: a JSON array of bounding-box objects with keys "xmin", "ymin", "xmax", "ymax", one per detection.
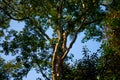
[{"xmin": 1, "ymin": 20, "xmax": 101, "ymax": 80}]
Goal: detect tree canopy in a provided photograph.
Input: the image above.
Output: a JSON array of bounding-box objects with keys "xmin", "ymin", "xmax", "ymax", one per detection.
[{"xmin": 0, "ymin": 0, "xmax": 120, "ymax": 80}]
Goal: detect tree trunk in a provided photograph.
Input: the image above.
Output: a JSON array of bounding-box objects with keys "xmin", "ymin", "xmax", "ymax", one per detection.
[
  {"xmin": 52, "ymin": 73, "xmax": 56, "ymax": 80},
  {"xmin": 52, "ymin": 53, "xmax": 57, "ymax": 80},
  {"xmin": 52, "ymin": 54, "xmax": 63, "ymax": 80}
]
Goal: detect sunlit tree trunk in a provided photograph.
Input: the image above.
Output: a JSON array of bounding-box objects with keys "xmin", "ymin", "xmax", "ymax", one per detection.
[{"xmin": 52, "ymin": 55, "xmax": 63, "ymax": 80}]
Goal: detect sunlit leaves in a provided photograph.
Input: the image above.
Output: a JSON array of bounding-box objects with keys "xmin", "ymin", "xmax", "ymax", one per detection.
[
  {"xmin": 103, "ymin": 0, "xmax": 120, "ymax": 55},
  {"xmin": 0, "ymin": 0, "xmax": 107, "ymax": 79}
]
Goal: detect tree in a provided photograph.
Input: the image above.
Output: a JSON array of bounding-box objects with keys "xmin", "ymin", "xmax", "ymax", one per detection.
[
  {"xmin": 60, "ymin": 46, "xmax": 99, "ymax": 80},
  {"xmin": 98, "ymin": 0, "xmax": 120, "ymax": 79},
  {"xmin": 103, "ymin": 0, "xmax": 120, "ymax": 55},
  {"xmin": 58, "ymin": 45, "xmax": 120, "ymax": 80},
  {"xmin": 98, "ymin": 53, "xmax": 120, "ymax": 80},
  {"xmin": 0, "ymin": 0, "xmax": 105, "ymax": 79}
]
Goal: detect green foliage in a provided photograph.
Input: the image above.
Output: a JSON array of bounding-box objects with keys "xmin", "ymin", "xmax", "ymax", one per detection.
[
  {"xmin": 82, "ymin": 25, "xmax": 104, "ymax": 42},
  {"xmin": 99, "ymin": 0, "xmax": 120, "ymax": 79},
  {"xmin": 0, "ymin": 0, "xmax": 107, "ymax": 79},
  {"xmin": 103, "ymin": 0, "xmax": 120, "ymax": 55},
  {"xmin": 61, "ymin": 46, "xmax": 120, "ymax": 80},
  {"xmin": 98, "ymin": 53, "xmax": 120, "ymax": 80},
  {"xmin": 107, "ymin": 0, "xmax": 120, "ymax": 11},
  {"xmin": 60, "ymin": 47, "xmax": 99, "ymax": 80},
  {"xmin": 0, "ymin": 57, "xmax": 11, "ymax": 80}
]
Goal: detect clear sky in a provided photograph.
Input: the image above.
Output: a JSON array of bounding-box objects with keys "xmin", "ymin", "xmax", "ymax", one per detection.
[{"xmin": 1, "ymin": 20, "xmax": 101, "ymax": 80}]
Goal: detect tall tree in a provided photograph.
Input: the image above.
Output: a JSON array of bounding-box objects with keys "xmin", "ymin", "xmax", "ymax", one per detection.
[
  {"xmin": 0, "ymin": 0, "xmax": 105, "ymax": 79},
  {"xmin": 99, "ymin": 0, "xmax": 120, "ymax": 79}
]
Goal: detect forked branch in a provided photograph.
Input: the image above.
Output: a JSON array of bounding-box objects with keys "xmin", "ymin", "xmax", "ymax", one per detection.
[{"xmin": 62, "ymin": 18, "xmax": 86, "ymax": 60}]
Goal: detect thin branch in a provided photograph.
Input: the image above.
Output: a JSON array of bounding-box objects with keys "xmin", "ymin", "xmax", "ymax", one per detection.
[
  {"xmin": 84, "ymin": 17, "xmax": 103, "ymax": 26},
  {"xmin": 28, "ymin": 18, "xmax": 51, "ymax": 41},
  {"xmin": 7, "ymin": 14, "xmax": 29, "ymax": 21},
  {"xmin": 61, "ymin": 10, "xmax": 88, "ymax": 52},
  {"xmin": 37, "ymin": 27, "xmax": 51, "ymax": 41},
  {"xmin": 2, "ymin": 0, "xmax": 29, "ymax": 21},
  {"xmin": 4, "ymin": 6, "xmax": 51, "ymax": 40},
  {"xmin": 61, "ymin": 16, "xmax": 103, "ymax": 60},
  {"xmin": 62, "ymin": 8, "xmax": 88, "ymax": 34},
  {"xmin": 3, "ymin": 0, "xmax": 23, "ymax": 15},
  {"xmin": 62, "ymin": 18, "xmax": 86, "ymax": 60},
  {"xmin": 36, "ymin": 63, "xmax": 50, "ymax": 80},
  {"xmin": 0, "ymin": 5, "xmax": 29, "ymax": 21}
]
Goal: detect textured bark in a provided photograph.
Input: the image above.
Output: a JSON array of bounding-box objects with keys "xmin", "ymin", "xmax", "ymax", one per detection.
[{"xmin": 51, "ymin": 4, "xmax": 86, "ymax": 79}]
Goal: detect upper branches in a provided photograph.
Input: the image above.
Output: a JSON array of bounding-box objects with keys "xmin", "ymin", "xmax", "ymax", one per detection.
[
  {"xmin": 1, "ymin": 0, "xmax": 29, "ymax": 21},
  {"xmin": 62, "ymin": 17, "xmax": 86, "ymax": 60}
]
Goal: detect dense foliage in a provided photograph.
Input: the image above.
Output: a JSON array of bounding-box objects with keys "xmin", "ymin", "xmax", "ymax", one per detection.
[
  {"xmin": 0, "ymin": 0, "xmax": 120, "ymax": 80},
  {"xmin": 61, "ymin": 47, "xmax": 99, "ymax": 80},
  {"xmin": 61, "ymin": 47, "xmax": 120, "ymax": 80}
]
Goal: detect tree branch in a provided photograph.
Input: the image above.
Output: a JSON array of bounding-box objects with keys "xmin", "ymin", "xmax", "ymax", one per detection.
[
  {"xmin": 52, "ymin": 30, "xmax": 61, "ymax": 79},
  {"xmin": 84, "ymin": 18, "xmax": 103, "ymax": 26},
  {"xmin": 52, "ymin": 1, "xmax": 66, "ymax": 78},
  {"xmin": 7, "ymin": 14, "xmax": 29, "ymax": 21},
  {"xmin": 3, "ymin": 0, "xmax": 25, "ymax": 14},
  {"xmin": 61, "ymin": 10, "xmax": 88, "ymax": 53},
  {"xmin": 37, "ymin": 27, "xmax": 51, "ymax": 41},
  {"xmin": 0, "ymin": 5, "xmax": 29, "ymax": 21},
  {"xmin": 28, "ymin": 18, "xmax": 51, "ymax": 41},
  {"xmin": 2, "ymin": 0, "xmax": 29, "ymax": 21},
  {"xmin": 62, "ymin": 31, "xmax": 68, "ymax": 52},
  {"xmin": 36, "ymin": 63, "xmax": 50, "ymax": 80},
  {"xmin": 62, "ymin": 18, "xmax": 86, "ymax": 60},
  {"xmin": 61, "ymin": 16, "xmax": 103, "ymax": 60}
]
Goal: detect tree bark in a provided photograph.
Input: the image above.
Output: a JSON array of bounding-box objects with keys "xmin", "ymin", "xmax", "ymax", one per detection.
[{"xmin": 52, "ymin": 54, "xmax": 63, "ymax": 80}]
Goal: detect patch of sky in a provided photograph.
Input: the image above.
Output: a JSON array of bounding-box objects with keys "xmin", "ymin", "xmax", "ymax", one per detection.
[{"xmin": 9, "ymin": 20, "xmax": 25, "ymax": 31}]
